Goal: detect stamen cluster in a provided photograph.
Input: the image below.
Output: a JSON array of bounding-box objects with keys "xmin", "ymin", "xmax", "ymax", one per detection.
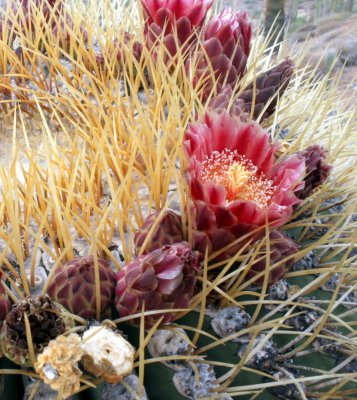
[{"xmin": 200, "ymin": 149, "xmax": 276, "ymax": 207}]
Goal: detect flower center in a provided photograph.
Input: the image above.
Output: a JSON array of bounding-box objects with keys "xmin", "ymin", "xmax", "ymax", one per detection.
[{"xmin": 200, "ymin": 149, "xmax": 276, "ymax": 208}]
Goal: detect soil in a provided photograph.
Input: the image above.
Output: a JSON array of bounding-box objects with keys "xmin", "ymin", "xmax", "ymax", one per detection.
[
  {"xmin": 227, "ymin": 0, "xmax": 357, "ymax": 105},
  {"xmin": 288, "ymin": 12, "xmax": 357, "ymax": 102}
]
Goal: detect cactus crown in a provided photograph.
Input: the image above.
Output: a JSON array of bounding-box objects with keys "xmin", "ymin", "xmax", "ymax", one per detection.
[{"xmin": 0, "ymin": 1, "xmax": 355, "ymax": 399}]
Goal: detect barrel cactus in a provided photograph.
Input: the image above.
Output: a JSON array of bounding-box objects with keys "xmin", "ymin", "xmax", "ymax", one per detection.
[{"xmin": 0, "ymin": 1, "xmax": 355, "ymax": 400}]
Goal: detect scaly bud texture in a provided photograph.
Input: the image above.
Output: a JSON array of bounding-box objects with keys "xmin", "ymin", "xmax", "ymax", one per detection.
[
  {"xmin": 188, "ymin": 9, "xmax": 252, "ymax": 100},
  {"xmin": 245, "ymin": 231, "xmax": 299, "ymax": 285},
  {"xmin": 238, "ymin": 58, "xmax": 294, "ymax": 120},
  {"xmin": 141, "ymin": 0, "xmax": 213, "ymax": 57},
  {"xmin": 134, "ymin": 210, "xmax": 184, "ymax": 256},
  {"xmin": 47, "ymin": 256, "xmax": 116, "ymax": 320},
  {"xmin": 295, "ymin": 145, "xmax": 332, "ymax": 199},
  {"xmin": 207, "ymin": 84, "xmax": 247, "ymax": 120},
  {"xmin": 115, "ymin": 242, "xmax": 200, "ymax": 328}
]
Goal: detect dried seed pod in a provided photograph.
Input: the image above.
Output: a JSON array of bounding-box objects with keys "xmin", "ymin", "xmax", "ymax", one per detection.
[
  {"xmin": 101, "ymin": 374, "xmax": 148, "ymax": 400},
  {"xmin": 0, "ymin": 294, "xmax": 72, "ymax": 366},
  {"xmin": 34, "ymin": 333, "xmax": 83, "ymax": 399},
  {"xmin": 81, "ymin": 326, "xmax": 135, "ymax": 384},
  {"xmin": 147, "ymin": 327, "xmax": 192, "ymax": 370},
  {"xmin": 210, "ymin": 307, "xmax": 251, "ymax": 342}
]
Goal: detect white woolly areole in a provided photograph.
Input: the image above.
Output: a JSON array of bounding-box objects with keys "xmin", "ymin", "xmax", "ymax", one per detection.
[{"xmin": 81, "ymin": 326, "xmax": 135, "ymax": 383}]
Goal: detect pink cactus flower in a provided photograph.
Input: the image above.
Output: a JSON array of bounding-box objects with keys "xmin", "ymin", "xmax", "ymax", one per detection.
[{"xmin": 184, "ymin": 111, "xmax": 305, "ymax": 260}]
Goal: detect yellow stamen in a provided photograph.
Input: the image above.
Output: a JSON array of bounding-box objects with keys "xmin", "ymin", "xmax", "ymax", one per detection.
[
  {"xmin": 200, "ymin": 148, "xmax": 276, "ymax": 208},
  {"xmin": 226, "ymin": 164, "xmax": 252, "ymax": 195}
]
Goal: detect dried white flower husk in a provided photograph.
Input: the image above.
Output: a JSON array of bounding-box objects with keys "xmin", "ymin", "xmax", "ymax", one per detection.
[
  {"xmin": 34, "ymin": 333, "xmax": 82, "ymax": 399},
  {"xmin": 81, "ymin": 326, "xmax": 135, "ymax": 384}
]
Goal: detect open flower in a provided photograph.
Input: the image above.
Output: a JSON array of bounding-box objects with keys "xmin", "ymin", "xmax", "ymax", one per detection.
[
  {"xmin": 141, "ymin": 0, "xmax": 213, "ymax": 57},
  {"xmin": 184, "ymin": 111, "xmax": 305, "ymax": 259}
]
